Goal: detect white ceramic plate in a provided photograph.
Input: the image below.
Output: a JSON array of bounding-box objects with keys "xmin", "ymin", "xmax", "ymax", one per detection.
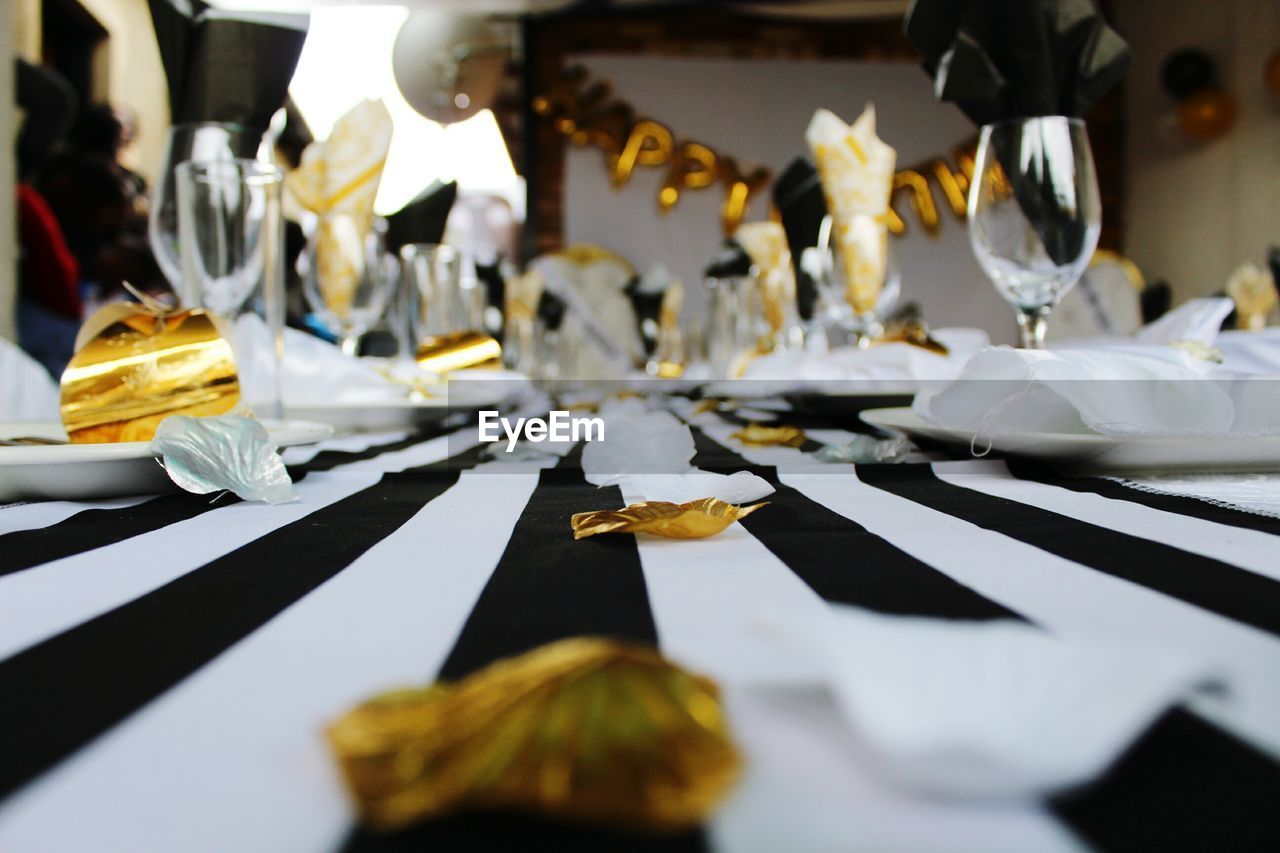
[
  {"xmin": 0, "ymin": 420, "xmax": 333, "ymax": 503},
  {"xmin": 860, "ymin": 407, "xmax": 1280, "ymax": 474}
]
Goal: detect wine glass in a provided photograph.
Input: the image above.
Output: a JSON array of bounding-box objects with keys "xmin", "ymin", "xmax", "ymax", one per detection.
[
  {"xmin": 813, "ymin": 214, "xmax": 900, "ymax": 347},
  {"xmin": 301, "ymin": 213, "xmax": 399, "ymax": 356},
  {"xmin": 150, "ymin": 122, "xmax": 267, "ymax": 307},
  {"xmin": 175, "ymin": 159, "xmax": 286, "ymax": 420},
  {"xmin": 968, "ymin": 116, "xmax": 1101, "ymax": 349}
]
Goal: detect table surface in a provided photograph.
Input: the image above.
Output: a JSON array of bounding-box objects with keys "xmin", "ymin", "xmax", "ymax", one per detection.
[{"xmin": 1, "ymin": 399, "xmax": 1278, "ymax": 853}]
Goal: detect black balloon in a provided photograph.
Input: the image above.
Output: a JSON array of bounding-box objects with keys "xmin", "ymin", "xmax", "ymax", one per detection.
[{"xmin": 1161, "ymin": 48, "xmax": 1215, "ymax": 100}]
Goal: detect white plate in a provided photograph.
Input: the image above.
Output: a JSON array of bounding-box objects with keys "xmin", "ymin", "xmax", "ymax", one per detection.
[
  {"xmin": 860, "ymin": 407, "xmax": 1280, "ymax": 474},
  {"xmin": 286, "ymin": 392, "xmax": 505, "ymax": 433},
  {"xmin": 0, "ymin": 420, "xmax": 333, "ymax": 503}
]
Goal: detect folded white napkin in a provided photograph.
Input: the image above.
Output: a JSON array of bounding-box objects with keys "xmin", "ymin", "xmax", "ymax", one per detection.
[
  {"xmin": 916, "ymin": 300, "xmax": 1280, "ymax": 438},
  {"xmin": 234, "ymin": 316, "xmax": 528, "ymax": 408},
  {"xmin": 734, "ymin": 328, "xmax": 990, "ymax": 395},
  {"xmin": 581, "ymin": 398, "xmax": 773, "ymax": 503},
  {"xmin": 824, "ymin": 607, "xmax": 1213, "ymax": 799},
  {"xmin": 0, "ymin": 337, "xmax": 60, "ymax": 421}
]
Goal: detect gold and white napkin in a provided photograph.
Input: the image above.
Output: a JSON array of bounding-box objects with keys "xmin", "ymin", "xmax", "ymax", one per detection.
[
  {"xmin": 805, "ymin": 105, "xmax": 896, "ymax": 316},
  {"xmin": 734, "ymin": 222, "xmax": 796, "ymax": 339},
  {"xmin": 286, "ymin": 99, "xmax": 394, "ymax": 318}
]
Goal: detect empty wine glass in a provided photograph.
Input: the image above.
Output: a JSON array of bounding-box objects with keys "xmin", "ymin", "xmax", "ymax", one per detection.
[
  {"xmin": 300, "ymin": 213, "xmax": 399, "ymax": 356},
  {"xmin": 968, "ymin": 116, "xmax": 1101, "ymax": 349},
  {"xmin": 176, "ymin": 159, "xmax": 286, "ymax": 420},
  {"xmin": 150, "ymin": 122, "xmax": 267, "ymax": 306}
]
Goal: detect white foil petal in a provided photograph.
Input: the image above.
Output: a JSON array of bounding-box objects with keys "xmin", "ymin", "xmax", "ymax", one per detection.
[{"xmin": 151, "ymin": 415, "xmax": 297, "ymax": 504}]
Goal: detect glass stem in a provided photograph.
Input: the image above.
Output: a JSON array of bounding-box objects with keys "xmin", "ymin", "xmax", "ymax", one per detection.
[
  {"xmin": 340, "ymin": 333, "xmax": 361, "ymax": 357},
  {"xmin": 1016, "ymin": 308, "xmax": 1049, "ymax": 349}
]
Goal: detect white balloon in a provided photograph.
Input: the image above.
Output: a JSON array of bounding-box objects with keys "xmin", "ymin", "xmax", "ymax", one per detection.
[{"xmin": 392, "ymin": 11, "xmax": 509, "ymax": 124}]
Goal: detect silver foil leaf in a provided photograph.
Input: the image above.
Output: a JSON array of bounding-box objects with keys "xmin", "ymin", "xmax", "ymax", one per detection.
[{"xmin": 151, "ymin": 415, "xmax": 297, "ymax": 504}]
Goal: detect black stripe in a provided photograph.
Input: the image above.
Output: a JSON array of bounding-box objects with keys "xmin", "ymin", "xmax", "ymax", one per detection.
[
  {"xmin": 1052, "ymin": 708, "xmax": 1280, "ymax": 852},
  {"xmin": 437, "ymin": 447, "xmax": 658, "ymax": 680},
  {"xmin": 0, "ymin": 427, "xmax": 465, "ymax": 580},
  {"xmin": 858, "ymin": 464, "xmax": 1280, "ymax": 637},
  {"xmin": 689, "ymin": 428, "xmax": 1021, "ymax": 621},
  {"xmin": 1007, "ymin": 459, "xmax": 1280, "ymax": 538},
  {"xmin": 0, "ymin": 492, "xmax": 234, "ymax": 579},
  {"xmin": 0, "ymin": 450, "xmax": 478, "ymax": 802},
  {"xmin": 343, "ymin": 447, "xmax": 708, "ymax": 853}
]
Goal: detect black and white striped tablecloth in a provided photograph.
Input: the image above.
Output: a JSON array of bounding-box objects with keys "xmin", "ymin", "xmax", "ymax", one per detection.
[{"xmin": 1, "ymin": 406, "xmax": 1278, "ymax": 852}]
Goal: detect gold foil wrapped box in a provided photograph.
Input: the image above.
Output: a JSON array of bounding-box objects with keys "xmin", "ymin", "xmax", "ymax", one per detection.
[
  {"xmin": 59, "ymin": 299, "xmax": 240, "ymax": 444},
  {"xmin": 328, "ymin": 638, "xmax": 742, "ymax": 832}
]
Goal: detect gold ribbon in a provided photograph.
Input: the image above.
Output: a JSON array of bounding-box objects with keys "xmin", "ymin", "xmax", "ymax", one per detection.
[
  {"xmin": 328, "ymin": 637, "xmax": 741, "ymax": 832},
  {"xmin": 60, "ymin": 291, "xmax": 240, "ymax": 444}
]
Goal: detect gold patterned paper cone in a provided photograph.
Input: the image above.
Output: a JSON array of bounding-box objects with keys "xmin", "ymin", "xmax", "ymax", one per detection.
[
  {"xmin": 806, "ymin": 105, "xmax": 896, "ymax": 316},
  {"xmin": 59, "ymin": 298, "xmax": 240, "ymax": 444},
  {"xmin": 572, "ymin": 497, "xmax": 767, "ymax": 540},
  {"xmin": 730, "ymin": 424, "xmax": 807, "ymax": 448},
  {"xmin": 1226, "ymin": 262, "xmax": 1277, "ymax": 331},
  {"xmin": 287, "ymin": 100, "xmax": 394, "ymax": 320},
  {"xmin": 735, "ymin": 222, "xmax": 795, "ymax": 336},
  {"xmin": 328, "ymin": 637, "xmax": 741, "ymax": 832}
]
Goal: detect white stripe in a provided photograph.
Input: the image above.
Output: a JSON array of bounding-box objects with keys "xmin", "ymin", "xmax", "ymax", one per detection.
[
  {"xmin": 279, "ymin": 429, "xmax": 409, "ymax": 465},
  {"xmin": 934, "ymin": 459, "xmax": 1280, "ymax": 582},
  {"xmin": 617, "ymin": 482, "xmax": 831, "ymax": 686},
  {"xmin": 0, "ymin": 468, "xmax": 541, "ymax": 853},
  {"xmin": 0, "ymin": 496, "xmax": 150, "ymax": 537},
  {"xmin": 775, "ymin": 467, "xmax": 1280, "ymax": 762},
  {"xmin": 0, "ymin": 431, "xmax": 466, "ymax": 662}
]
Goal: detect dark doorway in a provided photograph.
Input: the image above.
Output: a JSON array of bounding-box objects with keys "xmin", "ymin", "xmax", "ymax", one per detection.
[{"xmin": 41, "ymin": 0, "xmax": 108, "ymax": 106}]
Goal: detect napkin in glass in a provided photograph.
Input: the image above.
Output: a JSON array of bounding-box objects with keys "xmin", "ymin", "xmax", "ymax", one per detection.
[
  {"xmin": 771, "ymin": 157, "xmax": 827, "ymax": 321},
  {"xmin": 804, "ymin": 106, "xmax": 896, "ymax": 317},
  {"xmin": 384, "ymin": 180, "xmax": 458, "ymax": 256},
  {"xmin": 904, "ymin": 0, "xmax": 1130, "ymax": 265},
  {"xmin": 148, "ymin": 0, "xmax": 308, "ymax": 132}
]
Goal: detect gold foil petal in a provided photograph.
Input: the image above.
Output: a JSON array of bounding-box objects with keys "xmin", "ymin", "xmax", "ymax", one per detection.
[
  {"xmin": 415, "ymin": 330, "xmax": 503, "ymax": 374},
  {"xmin": 328, "ymin": 638, "xmax": 741, "ymax": 832},
  {"xmin": 571, "ymin": 497, "xmax": 767, "ymax": 540},
  {"xmin": 730, "ymin": 423, "xmax": 807, "ymax": 448},
  {"xmin": 60, "ymin": 300, "xmax": 239, "ymax": 444}
]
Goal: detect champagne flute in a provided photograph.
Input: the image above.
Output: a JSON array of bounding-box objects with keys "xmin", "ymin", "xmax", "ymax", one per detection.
[
  {"xmin": 968, "ymin": 116, "xmax": 1101, "ymax": 348},
  {"xmin": 175, "ymin": 159, "xmax": 286, "ymax": 420},
  {"xmin": 150, "ymin": 122, "xmax": 267, "ymax": 307}
]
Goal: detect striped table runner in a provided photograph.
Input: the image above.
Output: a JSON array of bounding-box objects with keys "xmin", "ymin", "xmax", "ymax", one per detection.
[{"xmin": 1, "ymin": 407, "xmax": 1278, "ymax": 852}]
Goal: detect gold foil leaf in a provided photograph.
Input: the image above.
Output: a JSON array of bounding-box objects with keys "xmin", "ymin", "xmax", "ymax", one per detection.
[
  {"xmin": 416, "ymin": 330, "xmax": 503, "ymax": 374},
  {"xmin": 730, "ymin": 424, "xmax": 807, "ymax": 448},
  {"xmin": 571, "ymin": 497, "xmax": 767, "ymax": 540},
  {"xmin": 327, "ymin": 637, "xmax": 741, "ymax": 832},
  {"xmin": 60, "ymin": 300, "xmax": 239, "ymax": 444}
]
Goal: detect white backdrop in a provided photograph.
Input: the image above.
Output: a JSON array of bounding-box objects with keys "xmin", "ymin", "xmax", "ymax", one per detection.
[{"xmin": 563, "ymin": 55, "xmax": 1018, "ymax": 343}]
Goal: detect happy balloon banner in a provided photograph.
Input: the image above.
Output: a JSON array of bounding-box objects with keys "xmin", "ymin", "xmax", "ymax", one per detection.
[{"xmin": 534, "ymin": 66, "xmax": 975, "ymax": 238}]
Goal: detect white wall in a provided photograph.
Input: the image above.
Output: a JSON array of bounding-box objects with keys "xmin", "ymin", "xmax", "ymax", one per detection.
[
  {"xmin": 1117, "ymin": 0, "xmax": 1280, "ymax": 302},
  {"xmin": 563, "ymin": 55, "xmax": 1019, "ymax": 343}
]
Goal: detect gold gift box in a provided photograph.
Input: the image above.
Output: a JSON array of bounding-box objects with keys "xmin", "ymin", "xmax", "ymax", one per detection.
[{"xmin": 59, "ymin": 300, "xmax": 240, "ymax": 444}]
